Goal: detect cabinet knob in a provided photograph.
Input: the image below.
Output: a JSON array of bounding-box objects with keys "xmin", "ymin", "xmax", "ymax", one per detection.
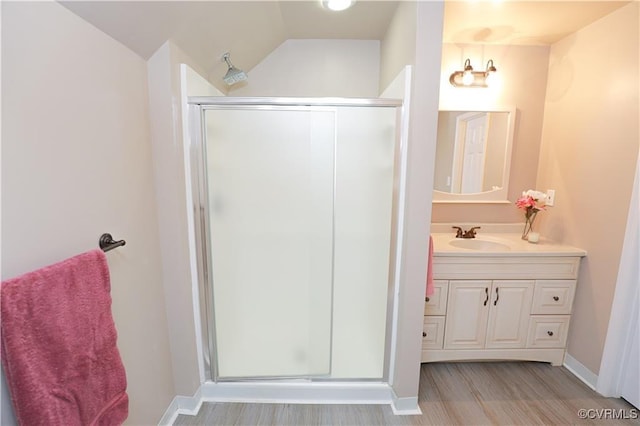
[
  {"xmin": 547, "ymin": 331, "xmax": 554, "ymax": 336},
  {"xmin": 553, "ymin": 296, "xmax": 560, "ymax": 301},
  {"xmin": 425, "ymin": 296, "xmax": 430, "ymax": 302},
  {"xmin": 422, "ymin": 332, "xmax": 427, "ymax": 337}
]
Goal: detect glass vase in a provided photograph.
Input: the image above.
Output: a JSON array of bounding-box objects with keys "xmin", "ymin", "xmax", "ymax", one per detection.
[{"xmin": 522, "ymin": 211, "xmax": 538, "ymax": 240}]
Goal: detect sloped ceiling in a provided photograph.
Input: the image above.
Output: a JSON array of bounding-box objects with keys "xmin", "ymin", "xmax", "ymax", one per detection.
[
  {"xmin": 59, "ymin": 1, "xmax": 399, "ymax": 81},
  {"xmin": 60, "ymin": 1, "xmax": 629, "ymax": 82}
]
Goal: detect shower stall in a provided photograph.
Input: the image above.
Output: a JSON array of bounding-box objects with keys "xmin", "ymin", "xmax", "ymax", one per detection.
[{"xmin": 188, "ymin": 97, "xmax": 404, "ymax": 384}]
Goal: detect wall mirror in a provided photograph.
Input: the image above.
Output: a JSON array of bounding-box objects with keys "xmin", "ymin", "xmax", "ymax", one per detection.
[{"xmin": 433, "ymin": 107, "xmax": 516, "ymax": 203}]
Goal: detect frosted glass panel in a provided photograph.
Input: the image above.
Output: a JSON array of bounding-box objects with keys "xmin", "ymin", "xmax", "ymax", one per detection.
[
  {"xmin": 204, "ymin": 108, "xmax": 334, "ymax": 378},
  {"xmin": 331, "ymin": 107, "xmax": 396, "ymax": 378}
]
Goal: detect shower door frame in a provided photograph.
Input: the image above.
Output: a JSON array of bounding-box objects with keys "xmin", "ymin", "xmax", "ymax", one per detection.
[{"xmin": 188, "ymin": 97, "xmax": 404, "ymax": 383}]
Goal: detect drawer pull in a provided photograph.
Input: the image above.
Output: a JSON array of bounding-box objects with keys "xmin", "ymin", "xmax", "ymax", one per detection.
[
  {"xmin": 547, "ymin": 331, "xmax": 554, "ymax": 336},
  {"xmin": 494, "ymin": 287, "xmax": 499, "ymax": 306},
  {"xmin": 425, "ymin": 296, "xmax": 430, "ymax": 302},
  {"xmin": 553, "ymin": 296, "xmax": 560, "ymax": 301},
  {"xmin": 484, "ymin": 287, "xmax": 489, "ymax": 306},
  {"xmin": 423, "ymin": 332, "xmax": 427, "ymax": 337}
]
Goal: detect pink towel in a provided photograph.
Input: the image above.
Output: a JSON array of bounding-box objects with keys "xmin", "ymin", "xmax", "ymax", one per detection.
[
  {"xmin": 426, "ymin": 235, "xmax": 434, "ymax": 297},
  {"xmin": 1, "ymin": 249, "xmax": 128, "ymax": 426}
]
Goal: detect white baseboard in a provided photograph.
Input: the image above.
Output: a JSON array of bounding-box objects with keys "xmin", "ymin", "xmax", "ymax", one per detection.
[
  {"xmin": 564, "ymin": 353, "xmax": 598, "ymax": 391},
  {"xmin": 158, "ymin": 397, "xmax": 179, "ymax": 426},
  {"xmin": 390, "ymin": 391, "xmax": 421, "ymax": 415},
  {"xmin": 158, "ymin": 386, "xmax": 203, "ymax": 426},
  {"xmin": 159, "ymin": 381, "xmax": 407, "ymax": 424}
]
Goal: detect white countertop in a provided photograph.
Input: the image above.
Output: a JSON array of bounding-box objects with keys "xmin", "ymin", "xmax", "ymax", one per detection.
[{"xmin": 431, "ymin": 232, "xmax": 587, "ymax": 257}]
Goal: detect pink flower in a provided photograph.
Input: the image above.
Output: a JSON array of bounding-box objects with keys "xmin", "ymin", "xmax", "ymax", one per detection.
[
  {"xmin": 516, "ymin": 189, "xmax": 549, "ymax": 239},
  {"xmin": 516, "ymin": 195, "xmax": 536, "ymax": 210},
  {"xmin": 516, "ymin": 191, "xmax": 547, "ymax": 219}
]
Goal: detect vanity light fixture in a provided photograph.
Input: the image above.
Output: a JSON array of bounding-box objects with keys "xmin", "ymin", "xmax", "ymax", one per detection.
[
  {"xmin": 449, "ymin": 58, "xmax": 498, "ymax": 88},
  {"xmin": 321, "ymin": 0, "xmax": 355, "ymax": 11}
]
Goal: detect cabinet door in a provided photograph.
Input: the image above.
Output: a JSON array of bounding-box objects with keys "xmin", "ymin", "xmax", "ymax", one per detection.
[
  {"xmin": 485, "ymin": 281, "xmax": 534, "ymax": 349},
  {"xmin": 444, "ymin": 281, "xmax": 491, "ymax": 349},
  {"xmin": 424, "ymin": 280, "xmax": 448, "ymax": 316}
]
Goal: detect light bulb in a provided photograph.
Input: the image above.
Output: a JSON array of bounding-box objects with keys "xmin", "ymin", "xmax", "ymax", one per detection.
[
  {"xmin": 485, "ymin": 72, "xmax": 495, "ymax": 86},
  {"xmin": 484, "ymin": 60, "xmax": 497, "ymax": 87},
  {"xmin": 462, "ymin": 71, "xmax": 474, "ymax": 86},
  {"xmin": 322, "ymin": 0, "xmax": 354, "ymax": 11}
]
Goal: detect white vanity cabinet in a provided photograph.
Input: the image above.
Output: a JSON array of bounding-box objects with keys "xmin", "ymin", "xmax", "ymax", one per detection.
[{"xmin": 422, "ymin": 253, "xmax": 583, "ymax": 366}]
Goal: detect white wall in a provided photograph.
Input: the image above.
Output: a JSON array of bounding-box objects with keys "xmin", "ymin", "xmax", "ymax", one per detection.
[
  {"xmin": 380, "ymin": 1, "xmax": 444, "ymax": 408},
  {"xmin": 1, "ymin": 2, "xmax": 174, "ymax": 424},
  {"xmin": 379, "ymin": 2, "xmax": 417, "ymax": 95},
  {"xmin": 231, "ymin": 39, "xmax": 380, "ymax": 97},
  {"xmin": 185, "ymin": 64, "xmax": 224, "ymax": 97},
  {"xmin": 536, "ymin": 2, "xmax": 639, "ymax": 375},
  {"xmin": 147, "ymin": 41, "xmax": 211, "ymax": 396}
]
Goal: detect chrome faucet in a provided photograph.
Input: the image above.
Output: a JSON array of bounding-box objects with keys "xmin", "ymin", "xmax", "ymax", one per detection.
[{"xmin": 452, "ymin": 226, "xmax": 481, "ymax": 238}]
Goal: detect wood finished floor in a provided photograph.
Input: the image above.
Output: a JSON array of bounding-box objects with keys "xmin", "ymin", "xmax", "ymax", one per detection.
[{"xmin": 174, "ymin": 362, "xmax": 639, "ymax": 425}]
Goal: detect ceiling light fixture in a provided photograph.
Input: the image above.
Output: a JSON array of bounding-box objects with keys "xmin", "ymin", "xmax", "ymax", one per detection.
[
  {"xmin": 449, "ymin": 58, "xmax": 498, "ymax": 88},
  {"xmin": 321, "ymin": 0, "xmax": 355, "ymax": 12}
]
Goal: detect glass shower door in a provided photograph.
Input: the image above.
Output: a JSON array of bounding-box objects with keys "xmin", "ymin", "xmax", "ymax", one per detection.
[{"xmin": 203, "ymin": 107, "xmax": 335, "ymax": 379}]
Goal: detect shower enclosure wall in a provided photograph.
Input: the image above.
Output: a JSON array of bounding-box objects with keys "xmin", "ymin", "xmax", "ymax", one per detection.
[{"xmin": 189, "ymin": 98, "xmax": 403, "ymax": 383}]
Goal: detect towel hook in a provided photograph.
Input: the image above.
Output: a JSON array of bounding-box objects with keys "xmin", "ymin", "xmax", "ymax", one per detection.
[{"xmin": 99, "ymin": 233, "xmax": 126, "ymax": 252}]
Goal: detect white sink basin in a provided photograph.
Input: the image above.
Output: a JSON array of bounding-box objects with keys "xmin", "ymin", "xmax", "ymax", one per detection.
[{"xmin": 448, "ymin": 238, "xmax": 511, "ymax": 251}]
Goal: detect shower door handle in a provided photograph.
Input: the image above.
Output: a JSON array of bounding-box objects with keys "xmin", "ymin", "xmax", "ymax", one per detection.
[{"xmin": 199, "ymin": 205, "xmax": 210, "ymax": 284}]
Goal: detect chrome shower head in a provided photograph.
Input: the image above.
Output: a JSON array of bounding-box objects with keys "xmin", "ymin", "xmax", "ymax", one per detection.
[{"xmin": 222, "ymin": 52, "xmax": 247, "ymax": 86}]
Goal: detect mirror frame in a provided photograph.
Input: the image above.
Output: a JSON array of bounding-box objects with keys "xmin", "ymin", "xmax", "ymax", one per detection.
[{"xmin": 433, "ymin": 106, "xmax": 516, "ymax": 203}]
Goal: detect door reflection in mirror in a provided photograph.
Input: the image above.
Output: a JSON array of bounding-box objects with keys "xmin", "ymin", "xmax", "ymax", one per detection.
[{"xmin": 434, "ymin": 110, "xmax": 511, "ymax": 195}]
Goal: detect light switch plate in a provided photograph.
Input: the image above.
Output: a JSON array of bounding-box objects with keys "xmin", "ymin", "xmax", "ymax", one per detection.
[{"xmin": 547, "ymin": 189, "xmax": 556, "ymax": 206}]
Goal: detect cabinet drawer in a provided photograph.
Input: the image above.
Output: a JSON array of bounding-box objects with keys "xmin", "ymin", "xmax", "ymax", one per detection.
[
  {"xmin": 422, "ymin": 316, "xmax": 445, "ymax": 350},
  {"xmin": 425, "ymin": 280, "xmax": 448, "ymax": 316},
  {"xmin": 527, "ymin": 315, "xmax": 570, "ymax": 348},
  {"xmin": 531, "ymin": 280, "xmax": 576, "ymax": 315}
]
